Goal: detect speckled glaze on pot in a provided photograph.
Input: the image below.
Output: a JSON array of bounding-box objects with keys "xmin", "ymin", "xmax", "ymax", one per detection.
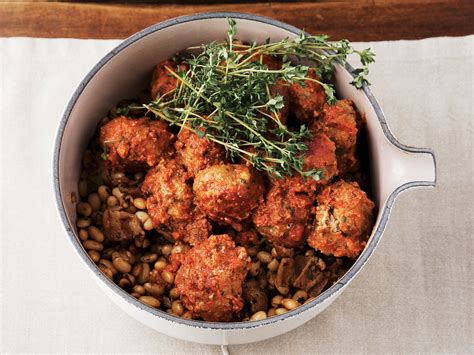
[{"xmin": 52, "ymin": 12, "xmax": 436, "ymax": 345}]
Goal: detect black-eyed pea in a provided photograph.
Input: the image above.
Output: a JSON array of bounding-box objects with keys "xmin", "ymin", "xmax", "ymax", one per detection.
[
  {"xmin": 250, "ymin": 260, "xmax": 261, "ymax": 276},
  {"xmin": 77, "ymin": 202, "xmax": 92, "ymax": 217},
  {"xmin": 98, "ymin": 264, "xmax": 113, "ymax": 279},
  {"xmin": 78, "ymin": 180, "xmax": 88, "ymax": 198},
  {"xmin": 271, "ymin": 295, "xmax": 284, "ymax": 308},
  {"xmin": 99, "ymin": 259, "xmax": 117, "ymax": 274},
  {"xmin": 161, "ymin": 270, "xmax": 175, "ymax": 284},
  {"xmin": 169, "ymin": 288, "xmax": 179, "ymax": 299},
  {"xmin": 132, "ymin": 285, "xmax": 146, "ymax": 296},
  {"xmin": 78, "ymin": 229, "xmax": 88, "ymax": 241},
  {"xmin": 88, "ymin": 226, "xmax": 105, "ymax": 243},
  {"xmin": 144, "ymin": 282, "xmax": 165, "ymax": 297},
  {"xmin": 77, "ymin": 217, "xmax": 91, "ymax": 229},
  {"xmin": 98, "ymin": 185, "xmax": 110, "ymax": 202},
  {"xmin": 161, "ymin": 244, "xmax": 173, "ymax": 256},
  {"xmin": 139, "ymin": 296, "xmax": 161, "ymax": 308},
  {"xmin": 267, "ymin": 259, "xmax": 279, "ymax": 272},
  {"xmin": 87, "ymin": 250, "xmax": 100, "ymax": 263},
  {"xmin": 171, "ymin": 300, "xmax": 184, "ymax": 316},
  {"xmin": 281, "ymin": 298, "xmax": 299, "ymax": 310},
  {"xmin": 257, "ymin": 251, "xmax": 272, "ymax": 264},
  {"xmin": 154, "ymin": 259, "xmax": 167, "ymax": 271},
  {"xmin": 138, "ymin": 263, "xmax": 150, "ymax": 284},
  {"xmin": 275, "ymin": 308, "xmax": 288, "ymax": 315},
  {"xmin": 83, "ymin": 240, "xmax": 103, "ymax": 251},
  {"xmin": 292, "ymin": 290, "xmax": 308, "ymax": 303},
  {"xmin": 106, "ymin": 195, "xmax": 119, "ymax": 207},
  {"xmin": 88, "ymin": 193, "xmax": 101, "ymax": 211},
  {"xmin": 267, "ymin": 308, "xmax": 277, "ymax": 317},
  {"xmin": 141, "ymin": 253, "xmax": 158, "ymax": 263},
  {"xmin": 133, "ymin": 198, "xmax": 146, "ymax": 210},
  {"xmin": 113, "ymin": 257, "xmax": 132, "ymax": 274},
  {"xmin": 250, "ymin": 311, "xmax": 267, "ymax": 321},
  {"xmin": 143, "ymin": 219, "xmax": 154, "ymax": 231}
]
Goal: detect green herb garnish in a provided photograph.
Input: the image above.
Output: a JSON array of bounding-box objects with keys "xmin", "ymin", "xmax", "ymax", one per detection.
[{"xmin": 145, "ymin": 18, "xmax": 374, "ymax": 180}]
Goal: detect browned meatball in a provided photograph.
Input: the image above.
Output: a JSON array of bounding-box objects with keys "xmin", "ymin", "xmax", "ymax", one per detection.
[
  {"xmin": 99, "ymin": 116, "xmax": 173, "ymax": 171},
  {"xmin": 308, "ymin": 180, "xmax": 374, "ymax": 258},
  {"xmin": 193, "ymin": 164, "xmax": 265, "ymax": 230},
  {"xmin": 174, "ymin": 128, "xmax": 225, "ymax": 176},
  {"xmin": 269, "ymin": 79, "xmax": 291, "ymax": 124},
  {"xmin": 252, "ymin": 183, "xmax": 313, "ymax": 248},
  {"xmin": 175, "ymin": 234, "xmax": 251, "ymax": 321},
  {"xmin": 289, "ymin": 68, "xmax": 326, "ymax": 122},
  {"xmin": 274, "ymin": 133, "xmax": 338, "ymax": 195},
  {"xmin": 141, "ymin": 158, "xmax": 210, "ymax": 245},
  {"xmin": 313, "ymin": 99, "xmax": 358, "ymax": 173},
  {"xmin": 150, "ymin": 60, "xmax": 187, "ymax": 100}
]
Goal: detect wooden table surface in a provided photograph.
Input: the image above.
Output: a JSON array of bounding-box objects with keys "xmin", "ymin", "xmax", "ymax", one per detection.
[{"xmin": 0, "ymin": 0, "xmax": 473, "ymax": 41}]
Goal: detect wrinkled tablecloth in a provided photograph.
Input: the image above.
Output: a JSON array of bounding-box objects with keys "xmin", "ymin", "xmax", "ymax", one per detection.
[{"xmin": 0, "ymin": 35, "xmax": 472, "ymax": 354}]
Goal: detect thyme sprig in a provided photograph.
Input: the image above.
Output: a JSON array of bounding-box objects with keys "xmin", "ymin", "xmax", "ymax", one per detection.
[{"xmin": 145, "ymin": 18, "xmax": 374, "ymax": 180}]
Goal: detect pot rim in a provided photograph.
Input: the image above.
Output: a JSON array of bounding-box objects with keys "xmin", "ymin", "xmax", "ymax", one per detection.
[{"xmin": 52, "ymin": 11, "xmax": 436, "ymax": 331}]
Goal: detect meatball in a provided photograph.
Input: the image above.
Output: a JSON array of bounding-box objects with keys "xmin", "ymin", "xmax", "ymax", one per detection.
[
  {"xmin": 274, "ymin": 133, "xmax": 338, "ymax": 195},
  {"xmin": 175, "ymin": 234, "xmax": 251, "ymax": 321},
  {"xmin": 99, "ymin": 116, "xmax": 173, "ymax": 171},
  {"xmin": 141, "ymin": 158, "xmax": 210, "ymax": 245},
  {"xmin": 269, "ymin": 79, "xmax": 291, "ymax": 124},
  {"xmin": 313, "ymin": 99, "xmax": 358, "ymax": 173},
  {"xmin": 289, "ymin": 68, "xmax": 326, "ymax": 122},
  {"xmin": 174, "ymin": 128, "xmax": 225, "ymax": 176},
  {"xmin": 252, "ymin": 183, "xmax": 312, "ymax": 248},
  {"xmin": 193, "ymin": 164, "xmax": 265, "ymax": 230},
  {"xmin": 150, "ymin": 60, "xmax": 187, "ymax": 100},
  {"xmin": 308, "ymin": 180, "xmax": 374, "ymax": 258}
]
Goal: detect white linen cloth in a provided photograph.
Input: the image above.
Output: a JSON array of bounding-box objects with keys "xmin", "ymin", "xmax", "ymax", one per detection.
[{"xmin": 0, "ymin": 35, "xmax": 472, "ymax": 354}]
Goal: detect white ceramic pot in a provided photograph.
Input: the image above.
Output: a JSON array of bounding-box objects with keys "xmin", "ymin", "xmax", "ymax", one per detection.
[{"xmin": 52, "ymin": 12, "xmax": 436, "ymax": 345}]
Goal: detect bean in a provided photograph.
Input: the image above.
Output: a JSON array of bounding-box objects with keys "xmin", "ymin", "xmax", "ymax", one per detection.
[
  {"xmin": 267, "ymin": 308, "xmax": 277, "ymax": 317},
  {"xmin": 161, "ymin": 244, "xmax": 172, "ymax": 256},
  {"xmin": 247, "ymin": 246, "xmax": 259, "ymax": 257},
  {"xmin": 138, "ymin": 263, "xmax": 150, "ymax": 284},
  {"xmin": 102, "ymin": 248, "xmax": 116, "ymax": 259},
  {"xmin": 169, "ymin": 287, "xmax": 179, "ymax": 299},
  {"xmin": 142, "ymin": 238, "xmax": 150, "ymax": 248},
  {"xmin": 305, "ymin": 249, "xmax": 316, "ymax": 257},
  {"xmin": 88, "ymin": 193, "xmax": 101, "ymax": 211},
  {"xmin": 98, "ymin": 264, "xmax": 113, "ymax": 279},
  {"xmin": 171, "ymin": 301, "xmax": 184, "ymax": 316},
  {"xmin": 276, "ymin": 285, "xmax": 290, "ymax": 295},
  {"xmin": 271, "ymin": 295, "xmax": 284, "ymax": 308},
  {"xmin": 112, "ymin": 187, "xmax": 123, "ymax": 199},
  {"xmin": 139, "ymin": 296, "xmax": 160, "ymax": 308},
  {"xmin": 98, "ymin": 185, "xmax": 110, "ymax": 201},
  {"xmin": 162, "ymin": 270, "xmax": 175, "ymax": 284},
  {"xmin": 83, "ymin": 240, "xmax": 103, "ymax": 251},
  {"xmin": 88, "ymin": 226, "xmax": 105, "ymax": 243},
  {"xmin": 250, "ymin": 260, "xmax": 261, "ymax": 276},
  {"xmin": 132, "ymin": 285, "xmax": 146, "ymax": 296},
  {"xmin": 106, "ymin": 195, "xmax": 119, "ymax": 207},
  {"xmin": 135, "ymin": 211, "xmax": 150, "ymax": 223},
  {"xmin": 162, "ymin": 296, "xmax": 172, "ymax": 309},
  {"xmin": 144, "ymin": 283, "xmax": 165, "ymax": 297},
  {"xmin": 267, "ymin": 259, "xmax": 279, "ymax": 272},
  {"xmin": 182, "ymin": 311, "xmax": 193, "ymax": 319},
  {"xmin": 257, "ymin": 251, "xmax": 272, "ymax": 264},
  {"xmin": 78, "ymin": 229, "xmax": 88, "ymax": 241},
  {"xmin": 132, "ymin": 264, "xmax": 142, "ymax": 278},
  {"xmin": 87, "ymin": 250, "xmax": 100, "ymax": 263},
  {"xmin": 144, "ymin": 219, "xmax": 155, "ymax": 232},
  {"xmin": 99, "ymin": 259, "xmax": 117, "ymax": 274},
  {"xmin": 131, "ymin": 292, "xmax": 141, "ymax": 299},
  {"xmin": 134, "ymin": 172, "xmax": 144, "ymax": 181},
  {"xmin": 292, "ymin": 290, "xmax": 308, "ymax": 303},
  {"xmin": 250, "ymin": 311, "xmax": 267, "ymax": 321},
  {"xmin": 154, "ymin": 260, "xmax": 167, "ymax": 271},
  {"xmin": 113, "ymin": 257, "xmax": 132, "ymax": 273},
  {"xmin": 281, "ymin": 298, "xmax": 299, "ymax": 310},
  {"xmin": 123, "ymin": 273, "xmax": 136, "ymax": 285},
  {"xmin": 133, "ymin": 198, "xmax": 146, "ymax": 210},
  {"xmin": 77, "ymin": 217, "xmax": 91, "ymax": 228},
  {"xmin": 78, "ymin": 180, "xmax": 88, "ymax": 198},
  {"xmin": 118, "ymin": 278, "xmax": 132, "ymax": 290},
  {"xmin": 275, "ymin": 308, "xmax": 288, "ymax": 315},
  {"xmin": 171, "ymin": 245, "xmax": 184, "ymax": 254},
  {"xmin": 141, "ymin": 253, "xmax": 158, "ymax": 263},
  {"xmin": 76, "ymin": 202, "xmax": 92, "ymax": 217}
]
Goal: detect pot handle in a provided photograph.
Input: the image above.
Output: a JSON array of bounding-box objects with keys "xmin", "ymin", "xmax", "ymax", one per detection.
[{"xmin": 390, "ymin": 146, "xmax": 436, "ymax": 190}]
